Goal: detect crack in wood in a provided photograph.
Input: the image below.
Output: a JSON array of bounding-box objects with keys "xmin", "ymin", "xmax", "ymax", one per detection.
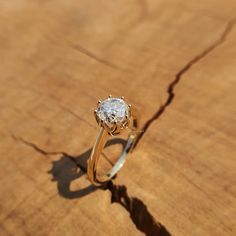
[
  {"xmin": 104, "ymin": 181, "xmax": 171, "ymax": 236},
  {"xmin": 11, "ymin": 134, "xmax": 171, "ymax": 235},
  {"xmin": 69, "ymin": 43, "xmax": 122, "ymax": 70},
  {"xmin": 11, "ymin": 133, "xmax": 87, "ymax": 173},
  {"xmin": 134, "ymin": 18, "xmax": 236, "ymax": 148}
]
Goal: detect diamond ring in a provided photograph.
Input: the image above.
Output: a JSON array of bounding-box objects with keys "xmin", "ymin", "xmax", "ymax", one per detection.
[{"xmin": 87, "ymin": 95, "xmax": 139, "ymax": 186}]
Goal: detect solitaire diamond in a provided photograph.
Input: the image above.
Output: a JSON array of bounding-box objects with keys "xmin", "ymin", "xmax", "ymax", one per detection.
[{"xmin": 97, "ymin": 98, "xmax": 129, "ymax": 125}]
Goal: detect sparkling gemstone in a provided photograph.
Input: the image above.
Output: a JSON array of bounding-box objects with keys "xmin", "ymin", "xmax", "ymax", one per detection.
[{"xmin": 97, "ymin": 98, "xmax": 129, "ymax": 125}]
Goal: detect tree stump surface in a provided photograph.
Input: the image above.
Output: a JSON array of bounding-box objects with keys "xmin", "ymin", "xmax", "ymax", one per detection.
[{"xmin": 0, "ymin": 1, "xmax": 236, "ymax": 235}]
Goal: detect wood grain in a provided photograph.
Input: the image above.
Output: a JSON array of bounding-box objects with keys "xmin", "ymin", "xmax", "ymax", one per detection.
[{"xmin": 0, "ymin": 1, "xmax": 236, "ymax": 235}]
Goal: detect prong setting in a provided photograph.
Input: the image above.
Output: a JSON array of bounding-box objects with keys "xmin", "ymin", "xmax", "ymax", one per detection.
[{"xmin": 94, "ymin": 96, "xmax": 130, "ymax": 135}]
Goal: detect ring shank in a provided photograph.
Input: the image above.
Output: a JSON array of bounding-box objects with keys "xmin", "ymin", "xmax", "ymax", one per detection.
[
  {"xmin": 107, "ymin": 133, "xmax": 135, "ymax": 178},
  {"xmin": 87, "ymin": 115, "xmax": 139, "ymax": 186}
]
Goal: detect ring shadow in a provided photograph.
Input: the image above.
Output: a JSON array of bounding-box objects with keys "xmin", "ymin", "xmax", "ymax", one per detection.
[
  {"xmin": 48, "ymin": 138, "xmax": 171, "ymax": 236},
  {"xmin": 48, "ymin": 148, "xmax": 97, "ymax": 199},
  {"xmin": 48, "ymin": 138, "xmax": 126, "ymax": 199}
]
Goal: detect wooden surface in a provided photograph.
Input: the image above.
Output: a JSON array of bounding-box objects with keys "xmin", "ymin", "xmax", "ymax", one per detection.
[{"xmin": 0, "ymin": 1, "xmax": 236, "ymax": 235}]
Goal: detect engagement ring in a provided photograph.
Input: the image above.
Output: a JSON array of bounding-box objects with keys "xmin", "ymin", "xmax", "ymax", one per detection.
[{"xmin": 87, "ymin": 95, "xmax": 139, "ymax": 186}]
